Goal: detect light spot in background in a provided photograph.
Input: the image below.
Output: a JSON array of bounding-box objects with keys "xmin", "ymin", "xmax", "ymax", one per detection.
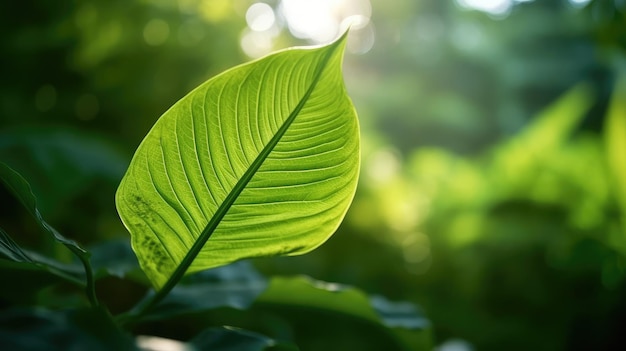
[
  {"xmin": 241, "ymin": 2, "xmax": 280, "ymax": 58},
  {"xmin": 568, "ymin": 0, "xmax": 591, "ymax": 8},
  {"xmin": 178, "ymin": 19, "xmax": 205, "ymax": 46},
  {"xmin": 74, "ymin": 3, "xmax": 98, "ymax": 30},
  {"xmin": 143, "ymin": 19, "xmax": 170, "ymax": 46},
  {"xmin": 75, "ymin": 94, "xmax": 99, "ymax": 120},
  {"xmin": 246, "ymin": 2, "xmax": 275, "ymax": 32},
  {"xmin": 455, "ymin": 0, "xmax": 513, "ymax": 17},
  {"xmin": 136, "ymin": 335, "xmax": 189, "ymax": 351},
  {"xmin": 240, "ymin": 0, "xmax": 375, "ymax": 56},
  {"xmin": 366, "ymin": 149, "xmax": 401, "ymax": 185},
  {"xmin": 414, "ymin": 15, "xmax": 445, "ymax": 43},
  {"xmin": 240, "ymin": 27, "xmax": 279, "ymax": 58},
  {"xmin": 280, "ymin": 0, "xmax": 373, "ymax": 46},
  {"xmin": 199, "ymin": 0, "xmax": 231, "ymax": 22},
  {"xmin": 280, "ymin": 0, "xmax": 340, "ymax": 43},
  {"xmin": 451, "ymin": 21, "xmax": 484, "ymax": 52},
  {"xmin": 402, "ymin": 233, "xmax": 430, "ymax": 264},
  {"xmin": 341, "ymin": 15, "xmax": 375, "ymax": 55},
  {"xmin": 436, "ymin": 339, "xmax": 474, "ymax": 351},
  {"xmin": 35, "ymin": 84, "xmax": 57, "ymax": 112}
]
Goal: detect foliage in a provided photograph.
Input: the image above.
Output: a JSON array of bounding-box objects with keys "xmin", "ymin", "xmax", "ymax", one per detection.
[
  {"xmin": 2, "ymin": 0, "xmax": 626, "ymax": 350},
  {"xmin": 116, "ymin": 36, "xmax": 359, "ymax": 290},
  {"xmin": 0, "ymin": 36, "xmax": 429, "ymax": 350}
]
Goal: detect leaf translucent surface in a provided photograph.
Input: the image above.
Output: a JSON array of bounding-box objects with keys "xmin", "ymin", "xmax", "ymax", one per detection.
[{"xmin": 116, "ymin": 36, "xmax": 359, "ymax": 289}]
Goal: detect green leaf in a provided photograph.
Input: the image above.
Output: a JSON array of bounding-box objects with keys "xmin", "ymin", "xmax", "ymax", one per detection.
[
  {"xmin": 89, "ymin": 238, "xmax": 141, "ymax": 280},
  {"xmin": 188, "ymin": 326, "xmax": 299, "ymax": 351},
  {"xmin": 0, "ymin": 226, "xmax": 84, "ymax": 287},
  {"xmin": 0, "ymin": 126, "xmax": 129, "ymax": 218},
  {"xmin": 137, "ymin": 261, "xmax": 268, "ymax": 322},
  {"xmin": 135, "ymin": 326, "xmax": 299, "ymax": 351},
  {"xmin": 116, "ymin": 34, "xmax": 360, "ymax": 290},
  {"xmin": 255, "ymin": 276, "xmax": 431, "ymax": 351},
  {"xmin": 0, "ymin": 307, "xmax": 136, "ymax": 351},
  {"xmin": 0, "ymin": 162, "xmax": 86, "ymax": 254},
  {"xmin": 0, "ymin": 163, "xmax": 98, "ymax": 306}
]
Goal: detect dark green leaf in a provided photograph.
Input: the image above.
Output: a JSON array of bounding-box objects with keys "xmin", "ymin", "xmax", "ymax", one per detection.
[
  {"xmin": 0, "ymin": 226, "xmax": 84, "ymax": 290},
  {"xmin": 189, "ymin": 326, "xmax": 299, "ymax": 351},
  {"xmin": 0, "ymin": 126, "xmax": 129, "ymax": 218},
  {"xmin": 255, "ymin": 276, "xmax": 431, "ymax": 351},
  {"xmin": 136, "ymin": 261, "xmax": 268, "ymax": 322},
  {"xmin": 0, "ymin": 163, "xmax": 97, "ymax": 305},
  {"xmin": 0, "ymin": 307, "xmax": 136, "ymax": 351},
  {"xmin": 89, "ymin": 238, "xmax": 141, "ymax": 280},
  {"xmin": 0, "ymin": 163, "xmax": 87, "ymax": 254}
]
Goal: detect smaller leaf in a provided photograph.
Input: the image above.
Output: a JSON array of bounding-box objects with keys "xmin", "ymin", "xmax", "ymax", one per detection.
[
  {"xmin": 136, "ymin": 326, "xmax": 298, "ymax": 351},
  {"xmin": 0, "ymin": 307, "xmax": 136, "ymax": 351},
  {"xmin": 0, "ymin": 225, "xmax": 33, "ymax": 262},
  {"xmin": 0, "ymin": 163, "xmax": 87, "ymax": 254},
  {"xmin": 89, "ymin": 238, "xmax": 141, "ymax": 280},
  {"xmin": 370, "ymin": 295, "xmax": 430, "ymax": 330},
  {"xmin": 0, "ymin": 228, "xmax": 85, "ymax": 291},
  {"xmin": 133, "ymin": 261, "xmax": 268, "ymax": 322},
  {"xmin": 0, "ymin": 162, "xmax": 97, "ymax": 305},
  {"xmin": 189, "ymin": 326, "xmax": 299, "ymax": 351},
  {"xmin": 255, "ymin": 276, "xmax": 431, "ymax": 351},
  {"xmin": 0, "ymin": 126, "xmax": 129, "ymax": 221}
]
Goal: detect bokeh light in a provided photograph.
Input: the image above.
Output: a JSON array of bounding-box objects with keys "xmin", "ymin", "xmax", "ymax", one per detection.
[
  {"xmin": 246, "ymin": 2, "xmax": 275, "ymax": 32},
  {"xmin": 143, "ymin": 18, "xmax": 170, "ymax": 46},
  {"xmin": 456, "ymin": 0, "xmax": 514, "ymax": 16},
  {"xmin": 240, "ymin": 0, "xmax": 375, "ymax": 58}
]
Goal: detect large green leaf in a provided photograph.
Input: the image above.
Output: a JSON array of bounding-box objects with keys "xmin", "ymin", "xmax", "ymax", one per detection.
[{"xmin": 116, "ymin": 34, "xmax": 360, "ymax": 290}]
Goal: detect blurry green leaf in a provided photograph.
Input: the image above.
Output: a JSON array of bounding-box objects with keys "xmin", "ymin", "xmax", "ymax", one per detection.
[
  {"xmin": 0, "ymin": 226, "xmax": 84, "ymax": 286},
  {"xmin": 0, "ymin": 163, "xmax": 88, "ymax": 256},
  {"xmin": 136, "ymin": 261, "xmax": 268, "ymax": 322},
  {"xmin": 0, "ymin": 225, "xmax": 33, "ymax": 262},
  {"xmin": 0, "ymin": 306, "xmax": 136, "ymax": 351},
  {"xmin": 89, "ymin": 238, "xmax": 141, "ymax": 280},
  {"xmin": 0, "ymin": 126, "xmax": 129, "ymax": 218},
  {"xmin": 605, "ymin": 74, "xmax": 626, "ymax": 217},
  {"xmin": 0, "ymin": 163, "xmax": 96, "ymax": 304},
  {"xmin": 497, "ymin": 84, "xmax": 594, "ymax": 162},
  {"xmin": 135, "ymin": 326, "xmax": 298, "ymax": 351},
  {"xmin": 116, "ymin": 34, "xmax": 360, "ymax": 289},
  {"xmin": 255, "ymin": 276, "xmax": 431, "ymax": 351},
  {"xmin": 189, "ymin": 326, "xmax": 299, "ymax": 351}
]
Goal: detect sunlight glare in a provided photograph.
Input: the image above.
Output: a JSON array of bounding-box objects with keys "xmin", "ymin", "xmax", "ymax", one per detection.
[
  {"xmin": 456, "ymin": 0, "xmax": 513, "ymax": 16},
  {"xmin": 280, "ymin": 0, "xmax": 372, "ymax": 45},
  {"xmin": 568, "ymin": 0, "xmax": 591, "ymax": 8},
  {"xmin": 246, "ymin": 2, "xmax": 275, "ymax": 32}
]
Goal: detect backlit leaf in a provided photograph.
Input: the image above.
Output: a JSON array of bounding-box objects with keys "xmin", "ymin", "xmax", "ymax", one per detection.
[{"xmin": 116, "ymin": 34, "xmax": 360, "ymax": 289}]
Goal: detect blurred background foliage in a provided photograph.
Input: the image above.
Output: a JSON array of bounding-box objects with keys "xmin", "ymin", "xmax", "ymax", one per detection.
[{"xmin": 1, "ymin": 0, "xmax": 625, "ymax": 350}]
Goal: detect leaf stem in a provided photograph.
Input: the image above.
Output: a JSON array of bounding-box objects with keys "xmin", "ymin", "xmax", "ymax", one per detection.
[{"xmin": 69, "ymin": 246, "xmax": 99, "ymax": 307}]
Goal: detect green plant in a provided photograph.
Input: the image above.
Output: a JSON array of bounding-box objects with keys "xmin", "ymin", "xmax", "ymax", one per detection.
[{"xmin": 0, "ymin": 34, "xmax": 430, "ymax": 350}]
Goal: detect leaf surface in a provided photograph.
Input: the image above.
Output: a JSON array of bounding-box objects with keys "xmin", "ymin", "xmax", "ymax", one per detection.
[
  {"xmin": 0, "ymin": 163, "xmax": 97, "ymax": 305},
  {"xmin": 116, "ymin": 34, "xmax": 360, "ymax": 289},
  {"xmin": 255, "ymin": 276, "xmax": 431, "ymax": 351}
]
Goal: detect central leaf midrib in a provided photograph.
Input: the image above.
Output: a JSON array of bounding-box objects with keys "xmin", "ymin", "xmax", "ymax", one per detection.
[{"xmin": 152, "ymin": 39, "xmax": 343, "ymax": 302}]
